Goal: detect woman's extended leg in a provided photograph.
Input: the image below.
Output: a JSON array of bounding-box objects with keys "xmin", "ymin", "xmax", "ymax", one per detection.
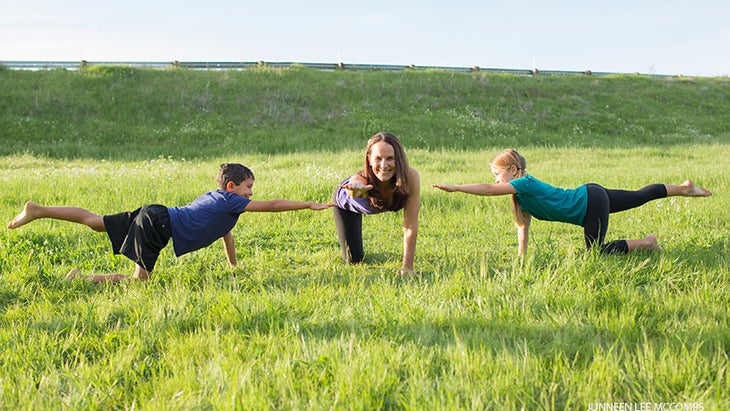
[{"xmin": 8, "ymin": 201, "xmax": 105, "ymax": 231}]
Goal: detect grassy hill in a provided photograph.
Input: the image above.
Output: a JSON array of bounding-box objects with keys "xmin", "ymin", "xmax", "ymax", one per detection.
[{"xmin": 1, "ymin": 65, "xmax": 728, "ymax": 159}]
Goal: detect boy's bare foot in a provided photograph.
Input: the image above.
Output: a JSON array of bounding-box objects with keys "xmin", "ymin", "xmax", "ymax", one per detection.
[
  {"xmin": 64, "ymin": 268, "xmax": 83, "ymax": 282},
  {"xmin": 682, "ymin": 180, "xmax": 712, "ymax": 197},
  {"xmin": 8, "ymin": 201, "xmax": 40, "ymax": 229}
]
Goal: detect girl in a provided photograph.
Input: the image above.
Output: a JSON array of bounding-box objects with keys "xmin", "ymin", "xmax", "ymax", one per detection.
[
  {"xmin": 433, "ymin": 149, "xmax": 712, "ymax": 255},
  {"xmin": 334, "ymin": 132, "xmax": 421, "ymax": 276}
]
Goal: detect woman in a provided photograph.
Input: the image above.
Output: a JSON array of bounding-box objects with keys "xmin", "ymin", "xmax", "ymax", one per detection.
[
  {"xmin": 334, "ymin": 132, "xmax": 420, "ymax": 276},
  {"xmin": 433, "ymin": 149, "xmax": 712, "ymax": 255}
]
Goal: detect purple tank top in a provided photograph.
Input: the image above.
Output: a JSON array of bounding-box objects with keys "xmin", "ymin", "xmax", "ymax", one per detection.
[{"xmin": 335, "ymin": 178, "xmax": 382, "ymax": 214}]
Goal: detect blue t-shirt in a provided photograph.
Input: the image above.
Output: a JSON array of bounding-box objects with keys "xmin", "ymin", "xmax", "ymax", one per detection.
[
  {"xmin": 167, "ymin": 190, "xmax": 251, "ymax": 256},
  {"xmin": 508, "ymin": 175, "xmax": 588, "ymax": 225}
]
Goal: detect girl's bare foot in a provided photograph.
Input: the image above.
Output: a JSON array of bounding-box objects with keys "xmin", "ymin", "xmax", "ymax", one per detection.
[
  {"xmin": 7, "ymin": 201, "xmax": 40, "ymax": 229},
  {"xmin": 681, "ymin": 180, "xmax": 712, "ymax": 197},
  {"xmin": 642, "ymin": 234, "xmax": 662, "ymax": 252},
  {"xmin": 627, "ymin": 234, "xmax": 662, "ymax": 253}
]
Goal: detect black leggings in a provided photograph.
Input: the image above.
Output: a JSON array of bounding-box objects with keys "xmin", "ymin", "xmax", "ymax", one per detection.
[
  {"xmin": 333, "ymin": 207, "xmax": 365, "ymax": 263},
  {"xmin": 583, "ymin": 183, "xmax": 667, "ymax": 254}
]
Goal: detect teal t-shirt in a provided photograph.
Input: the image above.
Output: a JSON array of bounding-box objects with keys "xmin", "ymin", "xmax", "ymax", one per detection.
[{"xmin": 508, "ymin": 175, "xmax": 588, "ymax": 225}]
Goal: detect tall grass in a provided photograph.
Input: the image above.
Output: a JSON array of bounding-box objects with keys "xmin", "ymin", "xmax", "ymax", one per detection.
[
  {"xmin": 1, "ymin": 67, "xmax": 729, "ymax": 409},
  {"xmin": 1, "ymin": 146, "xmax": 727, "ymax": 410}
]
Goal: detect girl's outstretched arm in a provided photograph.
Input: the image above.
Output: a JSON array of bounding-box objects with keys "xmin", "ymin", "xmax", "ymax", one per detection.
[{"xmin": 432, "ymin": 183, "xmax": 516, "ymax": 196}]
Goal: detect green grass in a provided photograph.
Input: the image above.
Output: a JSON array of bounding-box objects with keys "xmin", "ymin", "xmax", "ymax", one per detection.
[
  {"xmin": 1, "ymin": 67, "xmax": 729, "ymax": 409},
  {"xmin": 1, "ymin": 67, "xmax": 729, "ymax": 159}
]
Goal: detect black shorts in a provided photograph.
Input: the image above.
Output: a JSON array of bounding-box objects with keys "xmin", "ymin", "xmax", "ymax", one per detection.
[{"xmin": 103, "ymin": 204, "xmax": 171, "ymax": 272}]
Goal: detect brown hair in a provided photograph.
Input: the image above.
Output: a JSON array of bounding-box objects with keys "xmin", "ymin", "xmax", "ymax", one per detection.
[
  {"xmin": 491, "ymin": 149, "xmax": 529, "ymax": 226},
  {"xmin": 217, "ymin": 163, "xmax": 254, "ymax": 190},
  {"xmin": 360, "ymin": 132, "xmax": 410, "ymax": 211}
]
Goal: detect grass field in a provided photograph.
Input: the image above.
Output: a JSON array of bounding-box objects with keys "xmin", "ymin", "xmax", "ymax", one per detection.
[{"xmin": 1, "ymin": 67, "xmax": 729, "ymax": 410}]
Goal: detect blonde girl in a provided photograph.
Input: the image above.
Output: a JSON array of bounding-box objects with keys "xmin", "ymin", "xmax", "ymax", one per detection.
[{"xmin": 433, "ymin": 149, "xmax": 712, "ymax": 255}]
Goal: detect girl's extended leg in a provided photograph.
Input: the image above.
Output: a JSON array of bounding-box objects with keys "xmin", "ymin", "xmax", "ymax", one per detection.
[
  {"xmin": 333, "ymin": 207, "xmax": 365, "ymax": 264},
  {"xmin": 606, "ymin": 180, "xmax": 711, "ymax": 213},
  {"xmin": 605, "ymin": 184, "xmax": 667, "ymax": 213},
  {"xmin": 8, "ymin": 201, "xmax": 105, "ymax": 231},
  {"xmin": 587, "ymin": 180, "xmax": 710, "ymax": 254}
]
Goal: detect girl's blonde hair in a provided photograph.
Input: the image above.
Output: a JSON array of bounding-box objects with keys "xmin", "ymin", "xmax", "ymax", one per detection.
[{"xmin": 491, "ymin": 149, "xmax": 529, "ymax": 226}]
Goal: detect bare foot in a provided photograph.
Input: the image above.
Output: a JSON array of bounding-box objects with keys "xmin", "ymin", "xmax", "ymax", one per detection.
[
  {"xmin": 643, "ymin": 234, "xmax": 662, "ymax": 252},
  {"xmin": 8, "ymin": 201, "xmax": 40, "ymax": 229},
  {"xmin": 682, "ymin": 180, "xmax": 712, "ymax": 197},
  {"xmin": 63, "ymin": 268, "xmax": 83, "ymax": 282},
  {"xmin": 627, "ymin": 234, "xmax": 662, "ymax": 253}
]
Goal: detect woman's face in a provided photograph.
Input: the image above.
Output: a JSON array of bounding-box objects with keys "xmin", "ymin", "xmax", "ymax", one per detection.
[{"xmin": 368, "ymin": 141, "xmax": 397, "ymax": 182}]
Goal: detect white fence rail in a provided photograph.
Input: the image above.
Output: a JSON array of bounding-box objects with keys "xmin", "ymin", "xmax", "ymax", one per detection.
[{"xmin": 1, "ymin": 60, "xmax": 631, "ymax": 76}]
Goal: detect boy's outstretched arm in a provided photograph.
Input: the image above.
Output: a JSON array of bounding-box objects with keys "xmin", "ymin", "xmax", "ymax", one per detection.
[
  {"xmin": 432, "ymin": 183, "xmax": 516, "ymax": 196},
  {"xmin": 244, "ymin": 200, "xmax": 335, "ymax": 212},
  {"xmin": 222, "ymin": 232, "xmax": 237, "ymax": 267}
]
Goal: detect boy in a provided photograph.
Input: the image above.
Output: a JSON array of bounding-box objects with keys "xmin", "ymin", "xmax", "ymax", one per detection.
[{"xmin": 7, "ymin": 163, "xmax": 334, "ymax": 282}]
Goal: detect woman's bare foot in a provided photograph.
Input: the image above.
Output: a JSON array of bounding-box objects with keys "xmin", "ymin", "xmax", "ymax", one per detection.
[{"xmin": 7, "ymin": 201, "xmax": 41, "ymax": 229}]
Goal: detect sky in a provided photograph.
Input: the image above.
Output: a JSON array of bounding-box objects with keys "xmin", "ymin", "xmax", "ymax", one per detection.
[{"xmin": 2, "ymin": 0, "xmax": 729, "ymax": 77}]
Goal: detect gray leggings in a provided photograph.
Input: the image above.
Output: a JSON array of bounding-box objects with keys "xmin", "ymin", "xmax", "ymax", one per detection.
[{"xmin": 583, "ymin": 183, "xmax": 667, "ymax": 254}]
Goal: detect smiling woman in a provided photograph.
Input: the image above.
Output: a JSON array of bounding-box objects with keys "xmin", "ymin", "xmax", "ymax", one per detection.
[{"xmin": 332, "ymin": 132, "xmax": 421, "ymax": 277}]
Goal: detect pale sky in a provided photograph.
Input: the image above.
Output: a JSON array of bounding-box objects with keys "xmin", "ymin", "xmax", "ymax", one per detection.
[{"xmin": 2, "ymin": 0, "xmax": 729, "ymax": 77}]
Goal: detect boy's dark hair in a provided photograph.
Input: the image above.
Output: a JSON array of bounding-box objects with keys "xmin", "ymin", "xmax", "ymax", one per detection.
[{"xmin": 217, "ymin": 163, "xmax": 254, "ymax": 190}]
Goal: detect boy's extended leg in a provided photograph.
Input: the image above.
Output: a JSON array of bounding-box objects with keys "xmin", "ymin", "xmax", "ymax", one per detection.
[
  {"xmin": 8, "ymin": 201, "xmax": 105, "ymax": 231},
  {"xmin": 64, "ymin": 264, "xmax": 150, "ymax": 283}
]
